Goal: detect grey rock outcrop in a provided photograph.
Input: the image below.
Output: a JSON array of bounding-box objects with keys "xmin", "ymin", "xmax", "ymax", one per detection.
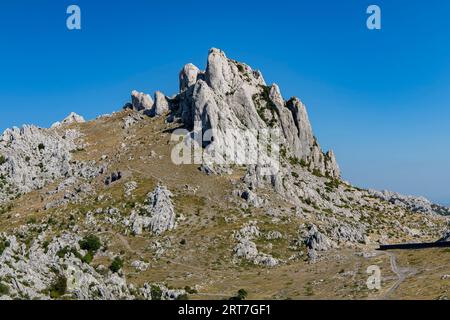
[
  {"xmin": 167, "ymin": 48, "xmax": 340, "ymax": 190},
  {"xmin": 304, "ymin": 224, "xmax": 336, "ymax": 262},
  {"xmin": 131, "ymin": 90, "xmax": 154, "ymax": 112},
  {"xmin": 128, "ymin": 90, "xmax": 170, "ymax": 118},
  {"xmin": 179, "ymin": 63, "xmax": 202, "ymax": 92},
  {"xmin": 237, "ymin": 189, "xmax": 264, "ymax": 208},
  {"xmin": 233, "ymin": 222, "xmax": 279, "ymax": 267},
  {"xmin": 51, "ymin": 112, "xmax": 86, "ymax": 128},
  {"xmin": 369, "ymin": 190, "xmax": 450, "ymax": 216},
  {"xmin": 150, "ymin": 91, "xmax": 170, "ymax": 117},
  {"xmin": 0, "ymin": 233, "xmax": 132, "ymax": 300},
  {"xmin": 330, "ymin": 224, "xmax": 367, "ymax": 245},
  {"xmin": 131, "ymin": 260, "xmax": 149, "ymax": 272},
  {"xmin": 0, "ymin": 126, "xmax": 79, "ymax": 203},
  {"xmin": 140, "ymin": 283, "xmax": 186, "ymax": 300},
  {"xmin": 130, "ymin": 185, "xmax": 177, "ymax": 235},
  {"xmin": 234, "ymin": 239, "xmax": 259, "ymax": 260},
  {"xmin": 0, "ymin": 123, "xmax": 107, "ymax": 206},
  {"xmin": 438, "ymin": 230, "xmax": 450, "ymax": 242},
  {"xmin": 305, "ymin": 224, "xmax": 335, "ymax": 252}
]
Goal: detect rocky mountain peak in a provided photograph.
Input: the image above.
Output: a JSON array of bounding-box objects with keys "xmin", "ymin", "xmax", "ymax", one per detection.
[
  {"xmin": 0, "ymin": 49, "xmax": 448, "ymax": 301},
  {"xmin": 179, "ymin": 63, "xmax": 202, "ymax": 92},
  {"xmin": 124, "ymin": 48, "xmax": 340, "ymax": 179},
  {"xmin": 169, "ymin": 48, "xmax": 340, "ymax": 179},
  {"xmin": 51, "ymin": 112, "xmax": 86, "ymax": 128}
]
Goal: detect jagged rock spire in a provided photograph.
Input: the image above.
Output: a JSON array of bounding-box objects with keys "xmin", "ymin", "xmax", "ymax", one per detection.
[
  {"xmin": 152, "ymin": 91, "xmax": 170, "ymax": 117},
  {"xmin": 131, "ymin": 90, "xmax": 154, "ymax": 112},
  {"xmin": 172, "ymin": 48, "xmax": 340, "ymax": 179},
  {"xmin": 51, "ymin": 112, "xmax": 85, "ymax": 128},
  {"xmin": 124, "ymin": 48, "xmax": 340, "ymax": 179},
  {"xmin": 179, "ymin": 63, "xmax": 202, "ymax": 92}
]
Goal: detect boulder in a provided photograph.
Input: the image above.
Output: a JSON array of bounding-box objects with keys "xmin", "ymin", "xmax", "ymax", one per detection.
[
  {"xmin": 149, "ymin": 91, "xmax": 169, "ymax": 117},
  {"xmin": 129, "ymin": 185, "xmax": 177, "ymax": 235},
  {"xmin": 131, "ymin": 90, "xmax": 154, "ymax": 111}
]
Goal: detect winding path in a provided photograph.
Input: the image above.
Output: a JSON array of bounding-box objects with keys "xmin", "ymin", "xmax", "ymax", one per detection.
[{"xmin": 380, "ymin": 251, "xmax": 417, "ymax": 299}]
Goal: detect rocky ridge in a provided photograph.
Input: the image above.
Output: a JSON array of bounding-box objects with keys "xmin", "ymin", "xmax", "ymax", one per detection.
[
  {"xmin": 369, "ymin": 189, "xmax": 450, "ymax": 216},
  {"xmin": 0, "ymin": 48, "xmax": 448, "ymax": 300}
]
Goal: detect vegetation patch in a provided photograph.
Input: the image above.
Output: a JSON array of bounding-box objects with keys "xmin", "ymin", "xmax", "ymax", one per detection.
[
  {"xmin": 79, "ymin": 235, "xmax": 102, "ymax": 253},
  {"xmin": 109, "ymin": 256, "xmax": 123, "ymax": 273},
  {"xmin": 229, "ymin": 289, "xmax": 248, "ymax": 300},
  {"xmin": 48, "ymin": 274, "xmax": 67, "ymax": 299},
  {"xmin": 151, "ymin": 285, "xmax": 162, "ymax": 300},
  {"xmin": 252, "ymin": 85, "xmax": 279, "ymax": 128},
  {"xmin": 0, "ymin": 281, "xmax": 9, "ymax": 295},
  {"xmin": 0, "ymin": 239, "xmax": 10, "ymax": 255}
]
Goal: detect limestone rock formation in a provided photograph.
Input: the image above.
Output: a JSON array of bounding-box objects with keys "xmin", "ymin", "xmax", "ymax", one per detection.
[
  {"xmin": 0, "ymin": 48, "xmax": 448, "ymax": 300},
  {"xmin": 304, "ymin": 224, "xmax": 336, "ymax": 262},
  {"xmin": 179, "ymin": 63, "xmax": 203, "ymax": 92},
  {"xmin": 51, "ymin": 112, "xmax": 86, "ymax": 128},
  {"xmin": 233, "ymin": 222, "xmax": 279, "ymax": 267},
  {"xmin": 151, "ymin": 91, "xmax": 170, "ymax": 117},
  {"xmin": 0, "ymin": 125, "xmax": 106, "ymax": 205},
  {"xmin": 122, "ymin": 48, "xmax": 340, "ymax": 183},
  {"xmin": 168, "ymin": 48, "xmax": 340, "ymax": 182},
  {"xmin": 438, "ymin": 230, "xmax": 450, "ymax": 242},
  {"xmin": 0, "ymin": 126, "xmax": 78, "ymax": 203},
  {"xmin": 130, "ymin": 185, "xmax": 177, "ymax": 235},
  {"xmin": 0, "ymin": 233, "xmax": 131, "ymax": 300},
  {"xmin": 131, "ymin": 90, "xmax": 154, "ymax": 112},
  {"xmin": 369, "ymin": 190, "xmax": 450, "ymax": 216}
]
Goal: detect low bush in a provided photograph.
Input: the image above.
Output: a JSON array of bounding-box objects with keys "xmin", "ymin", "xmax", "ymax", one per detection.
[
  {"xmin": 49, "ymin": 275, "xmax": 67, "ymax": 299},
  {"xmin": 109, "ymin": 257, "xmax": 123, "ymax": 273},
  {"xmin": 79, "ymin": 235, "xmax": 101, "ymax": 253}
]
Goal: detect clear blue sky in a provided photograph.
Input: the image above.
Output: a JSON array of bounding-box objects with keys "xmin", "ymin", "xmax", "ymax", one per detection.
[{"xmin": 1, "ymin": 1, "xmax": 449, "ymax": 204}]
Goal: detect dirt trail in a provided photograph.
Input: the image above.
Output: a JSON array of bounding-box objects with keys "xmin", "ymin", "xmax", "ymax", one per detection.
[{"xmin": 380, "ymin": 251, "xmax": 417, "ymax": 299}]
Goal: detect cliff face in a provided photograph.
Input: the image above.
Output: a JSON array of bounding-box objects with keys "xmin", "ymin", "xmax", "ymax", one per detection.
[{"xmin": 170, "ymin": 48, "xmax": 340, "ymax": 179}]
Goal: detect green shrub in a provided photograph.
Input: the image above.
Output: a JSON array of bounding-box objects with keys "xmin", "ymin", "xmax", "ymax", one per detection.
[
  {"xmin": 57, "ymin": 245, "xmax": 95, "ymax": 264},
  {"xmin": 325, "ymin": 179, "xmax": 341, "ymax": 190},
  {"xmin": 56, "ymin": 247, "xmax": 69, "ymax": 259},
  {"xmin": 27, "ymin": 217, "xmax": 37, "ymax": 225},
  {"xmin": 0, "ymin": 240, "xmax": 10, "ymax": 255},
  {"xmin": 312, "ymin": 169, "xmax": 323, "ymax": 177},
  {"xmin": 237, "ymin": 289, "xmax": 248, "ymax": 300},
  {"xmin": 56, "ymin": 246, "xmax": 83, "ymax": 260},
  {"xmin": 38, "ymin": 143, "xmax": 45, "ymax": 151},
  {"xmin": 49, "ymin": 275, "xmax": 67, "ymax": 299},
  {"xmin": 0, "ymin": 282, "xmax": 9, "ymax": 295},
  {"xmin": 229, "ymin": 289, "xmax": 248, "ymax": 300},
  {"xmin": 79, "ymin": 235, "xmax": 101, "ymax": 253},
  {"xmin": 0, "ymin": 155, "xmax": 6, "ymax": 166},
  {"xmin": 151, "ymin": 285, "xmax": 162, "ymax": 300},
  {"xmin": 82, "ymin": 251, "xmax": 94, "ymax": 264},
  {"xmin": 109, "ymin": 257, "xmax": 123, "ymax": 273}
]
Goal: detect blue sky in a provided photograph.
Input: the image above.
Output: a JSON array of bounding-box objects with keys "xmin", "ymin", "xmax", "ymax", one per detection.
[{"xmin": 0, "ymin": 1, "xmax": 449, "ymax": 204}]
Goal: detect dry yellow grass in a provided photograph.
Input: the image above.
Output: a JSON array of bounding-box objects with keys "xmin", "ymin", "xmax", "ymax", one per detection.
[{"xmin": 0, "ymin": 110, "xmax": 448, "ymax": 300}]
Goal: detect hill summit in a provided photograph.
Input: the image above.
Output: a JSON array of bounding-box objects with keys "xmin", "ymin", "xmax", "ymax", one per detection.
[{"xmin": 0, "ymin": 49, "xmax": 448, "ymax": 300}]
